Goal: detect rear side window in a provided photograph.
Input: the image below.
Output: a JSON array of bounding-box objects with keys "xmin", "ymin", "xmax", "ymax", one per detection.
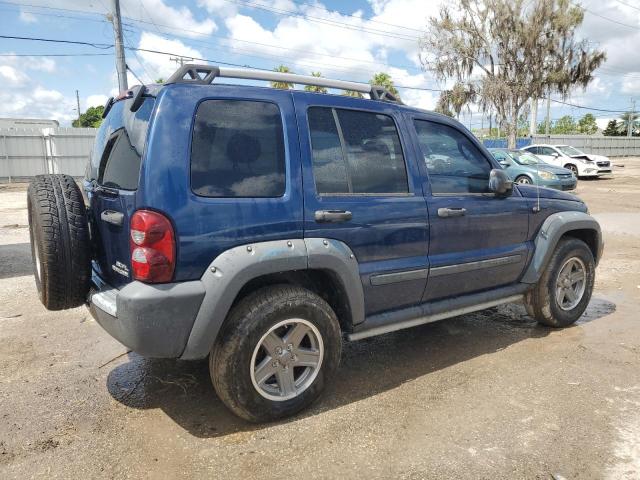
[
  {"xmin": 308, "ymin": 107, "xmax": 408, "ymax": 195},
  {"xmin": 98, "ymin": 130, "xmax": 141, "ymax": 190},
  {"xmin": 413, "ymin": 120, "xmax": 492, "ymax": 194},
  {"xmin": 89, "ymin": 96, "xmax": 154, "ymax": 186},
  {"xmin": 191, "ymin": 100, "xmax": 286, "ymax": 197}
]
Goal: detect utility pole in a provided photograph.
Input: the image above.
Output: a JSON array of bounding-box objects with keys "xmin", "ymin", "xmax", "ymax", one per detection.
[
  {"xmin": 75, "ymin": 90, "xmax": 81, "ymax": 123},
  {"xmin": 529, "ymin": 97, "xmax": 538, "ymax": 137},
  {"xmin": 170, "ymin": 56, "xmax": 193, "ymax": 67},
  {"xmin": 111, "ymin": 0, "xmax": 128, "ymax": 92},
  {"xmin": 545, "ymin": 91, "xmax": 551, "ymax": 136},
  {"xmin": 628, "ymin": 98, "xmax": 636, "ymax": 137}
]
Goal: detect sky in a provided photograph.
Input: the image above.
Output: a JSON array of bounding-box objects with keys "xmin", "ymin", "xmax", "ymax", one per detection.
[{"xmin": 0, "ymin": 0, "xmax": 639, "ymax": 129}]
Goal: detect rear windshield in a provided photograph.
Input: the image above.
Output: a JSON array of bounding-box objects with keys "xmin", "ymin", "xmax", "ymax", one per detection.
[{"xmin": 86, "ymin": 96, "xmax": 155, "ymax": 189}]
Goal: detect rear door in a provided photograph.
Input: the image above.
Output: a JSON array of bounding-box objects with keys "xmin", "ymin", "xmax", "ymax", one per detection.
[
  {"xmin": 84, "ymin": 96, "xmax": 155, "ymax": 288},
  {"xmin": 294, "ymin": 93, "xmax": 429, "ymax": 316},
  {"xmin": 408, "ymin": 117, "xmax": 531, "ymax": 301},
  {"xmin": 535, "ymin": 146, "xmax": 561, "ymax": 166}
]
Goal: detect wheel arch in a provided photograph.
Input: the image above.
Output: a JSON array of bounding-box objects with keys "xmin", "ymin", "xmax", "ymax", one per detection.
[
  {"xmin": 521, "ymin": 211, "xmax": 602, "ymax": 284},
  {"xmin": 180, "ymin": 238, "xmax": 364, "ymax": 360}
]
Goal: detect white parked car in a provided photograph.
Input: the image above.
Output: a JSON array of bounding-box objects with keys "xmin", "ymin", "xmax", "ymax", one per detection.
[{"xmin": 521, "ymin": 144, "xmax": 612, "ymax": 178}]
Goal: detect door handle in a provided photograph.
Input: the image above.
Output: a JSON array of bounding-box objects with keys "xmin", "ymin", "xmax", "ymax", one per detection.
[
  {"xmin": 314, "ymin": 210, "xmax": 353, "ymax": 223},
  {"xmin": 438, "ymin": 207, "xmax": 466, "ymax": 218},
  {"xmin": 101, "ymin": 210, "xmax": 124, "ymax": 226}
]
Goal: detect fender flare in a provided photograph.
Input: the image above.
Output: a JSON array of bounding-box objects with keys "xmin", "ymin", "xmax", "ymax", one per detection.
[
  {"xmin": 521, "ymin": 211, "xmax": 602, "ymax": 284},
  {"xmin": 179, "ymin": 238, "xmax": 364, "ymax": 360}
]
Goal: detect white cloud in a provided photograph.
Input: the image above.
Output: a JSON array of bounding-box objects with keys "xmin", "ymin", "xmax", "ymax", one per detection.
[
  {"xmin": 621, "ymin": 73, "xmax": 640, "ymax": 94},
  {"xmin": 86, "ymin": 94, "xmax": 109, "ymax": 109},
  {"xmin": 33, "ymin": 88, "xmax": 64, "ymax": 103},
  {"xmin": 123, "ymin": 0, "xmax": 217, "ymax": 38},
  {"xmin": 0, "ymin": 65, "xmax": 28, "ymax": 86},
  {"xmin": 136, "ymin": 32, "xmax": 204, "ymax": 79},
  {"xmin": 19, "ymin": 9, "xmax": 37, "ymax": 23}
]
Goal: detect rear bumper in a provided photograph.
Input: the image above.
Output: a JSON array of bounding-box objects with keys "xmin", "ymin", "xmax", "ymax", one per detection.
[{"xmin": 89, "ymin": 272, "xmax": 206, "ymax": 358}]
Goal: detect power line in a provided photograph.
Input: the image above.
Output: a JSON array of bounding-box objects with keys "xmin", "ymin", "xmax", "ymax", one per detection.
[
  {"xmin": 582, "ymin": 6, "xmax": 640, "ymax": 30},
  {"xmin": 2, "ymin": 34, "xmax": 633, "ymax": 114},
  {"xmin": 0, "ymin": 52, "xmax": 112, "ymax": 57},
  {"xmin": 614, "ymin": 0, "xmax": 640, "ymax": 12},
  {"xmin": 221, "ymin": 0, "xmax": 419, "ymax": 41}
]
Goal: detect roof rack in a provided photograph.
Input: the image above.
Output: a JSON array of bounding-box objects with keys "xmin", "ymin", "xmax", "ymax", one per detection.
[{"xmin": 165, "ymin": 64, "xmax": 403, "ymax": 104}]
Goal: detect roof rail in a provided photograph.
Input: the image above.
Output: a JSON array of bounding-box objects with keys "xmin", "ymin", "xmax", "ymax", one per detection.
[{"xmin": 165, "ymin": 64, "xmax": 403, "ymax": 104}]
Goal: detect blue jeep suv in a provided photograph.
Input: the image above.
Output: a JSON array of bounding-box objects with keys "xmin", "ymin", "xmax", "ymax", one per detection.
[{"xmin": 27, "ymin": 65, "xmax": 602, "ymax": 422}]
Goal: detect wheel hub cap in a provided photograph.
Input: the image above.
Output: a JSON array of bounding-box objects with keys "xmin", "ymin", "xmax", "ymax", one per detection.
[
  {"xmin": 555, "ymin": 257, "xmax": 587, "ymax": 311},
  {"xmin": 250, "ymin": 319, "xmax": 324, "ymax": 402}
]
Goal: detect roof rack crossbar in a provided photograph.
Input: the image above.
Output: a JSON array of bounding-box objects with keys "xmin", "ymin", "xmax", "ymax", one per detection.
[{"xmin": 165, "ymin": 64, "xmax": 403, "ymax": 104}]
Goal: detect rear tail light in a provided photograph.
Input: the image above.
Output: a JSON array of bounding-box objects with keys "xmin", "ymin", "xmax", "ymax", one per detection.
[{"xmin": 130, "ymin": 210, "xmax": 175, "ymax": 283}]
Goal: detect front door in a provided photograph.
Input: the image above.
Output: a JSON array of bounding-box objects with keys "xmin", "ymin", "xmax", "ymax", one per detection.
[
  {"xmin": 294, "ymin": 93, "xmax": 429, "ymax": 316},
  {"xmin": 408, "ymin": 117, "xmax": 531, "ymax": 301}
]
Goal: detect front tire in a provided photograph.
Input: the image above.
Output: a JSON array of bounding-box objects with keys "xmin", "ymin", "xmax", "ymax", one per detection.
[
  {"xmin": 524, "ymin": 238, "xmax": 595, "ymax": 327},
  {"xmin": 210, "ymin": 285, "xmax": 342, "ymax": 422},
  {"xmin": 565, "ymin": 164, "xmax": 579, "ymax": 177},
  {"xmin": 515, "ymin": 175, "xmax": 533, "ymax": 185}
]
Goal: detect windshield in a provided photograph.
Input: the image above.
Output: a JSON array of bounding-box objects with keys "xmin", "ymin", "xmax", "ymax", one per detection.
[
  {"xmin": 508, "ymin": 151, "xmax": 542, "ymax": 166},
  {"xmin": 557, "ymin": 145, "xmax": 583, "ymax": 156}
]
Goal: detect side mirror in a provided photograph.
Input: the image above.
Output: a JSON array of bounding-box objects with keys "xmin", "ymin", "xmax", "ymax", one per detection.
[
  {"xmin": 552, "ymin": 152, "xmax": 559, "ymax": 158},
  {"xmin": 499, "ymin": 160, "xmax": 510, "ymax": 168},
  {"xmin": 489, "ymin": 168, "xmax": 513, "ymax": 197}
]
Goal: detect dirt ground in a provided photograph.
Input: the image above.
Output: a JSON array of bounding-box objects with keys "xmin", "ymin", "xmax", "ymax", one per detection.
[{"xmin": 1, "ymin": 162, "xmax": 640, "ymax": 479}]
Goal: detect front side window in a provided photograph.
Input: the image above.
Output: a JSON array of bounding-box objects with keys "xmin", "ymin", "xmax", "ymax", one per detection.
[
  {"xmin": 308, "ymin": 107, "xmax": 408, "ymax": 195},
  {"xmin": 191, "ymin": 100, "xmax": 286, "ymax": 197},
  {"xmin": 413, "ymin": 120, "xmax": 493, "ymax": 194}
]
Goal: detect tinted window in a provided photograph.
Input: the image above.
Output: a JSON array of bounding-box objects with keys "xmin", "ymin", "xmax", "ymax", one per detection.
[
  {"xmin": 413, "ymin": 120, "xmax": 492, "ymax": 194},
  {"xmin": 539, "ymin": 147, "xmax": 555, "ymax": 155},
  {"xmin": 308, "ymin": 107, "xmax": 408, "ymax": 194},
  {"xmin": 88, "ymin": 96, "xmax": 154, "ymax": 185},
  {"xmin": 526, "ymin": 146, "xmax": 539, "ymax": 155},
  {"xmin": 191, "ymin": 100, "xmax": 285, "ymax": 197},
  {"xmin": 308, "ymin": 107, "xmax": 350, "ymax": 194},
  {"xmin": 98, "ymin": 130, "xmax": 141, "ymax": 190}
]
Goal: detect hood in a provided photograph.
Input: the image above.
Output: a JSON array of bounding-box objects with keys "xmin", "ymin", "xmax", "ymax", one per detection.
[
  {"xmin": 516, "ymin": 184, "xmax": 582, "ymax": 202},
  {"xmin": 569, "ymin": 154, "xmax": 594, "ymax": 162},
  {"xmin": 535, "ymin": 163, "xmax": 573, "ymax": 175}
]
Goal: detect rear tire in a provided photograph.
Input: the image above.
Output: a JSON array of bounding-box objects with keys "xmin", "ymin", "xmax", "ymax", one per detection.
[
  {"xmin": 27, "ymin": 174, "xmax": 91, "ymax": 310},
  {"xmin": 210, "ymin": 285, "xmax": 342, "ymax": 422},
  {"xmin": 524, "ymin": 238, "xmax": 595, "ymax": 327}
]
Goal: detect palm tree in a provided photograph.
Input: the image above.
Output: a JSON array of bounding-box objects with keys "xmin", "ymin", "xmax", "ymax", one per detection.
[
  {"xmin": 270, "ymin": 65, "xmax": 294, "ymax": 89},
  {"xmin": 369, "ymin": 72, "xmax": 399, "ymax": 97},
  {"xmin": 619, "ymin": 111, "xmax": 640, "ymax": 136},
  {"xmin": 304, "ymin": 72, "xmax": 328, "ymax": 94},
  {"xmin": 342, "ymin": 90, "xmax": 364, "ymax": 98}
]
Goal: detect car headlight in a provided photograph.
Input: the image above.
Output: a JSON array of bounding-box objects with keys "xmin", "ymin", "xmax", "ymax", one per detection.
[{"xmin": 538, "ymin": 171, "xmax": 557, "ymax": 180}]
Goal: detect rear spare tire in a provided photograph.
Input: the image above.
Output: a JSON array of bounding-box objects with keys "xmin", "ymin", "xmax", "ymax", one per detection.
[{"xmin": 27, "ymin": 174, "xmax": 91, "ymax": 310}]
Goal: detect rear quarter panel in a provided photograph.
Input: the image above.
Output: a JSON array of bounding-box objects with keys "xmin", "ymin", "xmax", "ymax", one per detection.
[{"xmin": 138, "ymin": 84, "xmax": 303, "ymax": 281}]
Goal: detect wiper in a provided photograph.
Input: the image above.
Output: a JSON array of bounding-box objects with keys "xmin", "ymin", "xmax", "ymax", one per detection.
[{"xmin": 89, "ymin": 180, "xmax": 119, "ymax": 197}]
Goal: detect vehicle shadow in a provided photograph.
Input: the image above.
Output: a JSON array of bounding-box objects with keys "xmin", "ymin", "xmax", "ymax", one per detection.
[
  {"xmin": 0, "ymin": 242, "xmax": 33, "ymax": 279},
  {"xmin": 106, "ymin": 298, "xmax": 615, "ymax": 438}
]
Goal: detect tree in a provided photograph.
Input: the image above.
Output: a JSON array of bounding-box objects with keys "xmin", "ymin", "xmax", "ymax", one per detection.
[
  {"xmin": 370, "ymin": 72, "xmax": 399, "ymax": 97},
  {"xmin": 420, "ymin": 0, "xmax": 605, "ymax": 149},
  {"xmin": 155, "ymin": 78, "xmax": 164, "ymax": 84},
  {"xmin": 270, "ymin": 65, "xmax": 294, "ymax": 89},
  {"xmin": 435, "ymin": 84, "xmax": 476, "ymax": 117},
  {"xmin": 603, "ymin": 119, "xmax": 622, "ymax": 136},
  {"xmin": 304, "ymin": 72, "xmax": 328, "ymax": 94},
  {"xmin": 619, "ymin": 111, "xmax": 640, "ymax": 136},
  {"xmin": 72, "ymin": 105, "xmax": 104, "ymax": 128},
  {"xmin": 342, "ymin": 90, "xmax": 364, "ymax": 98},
  {"xmin": 577, "ymin": 113, "xmax": 597, "ymax": 134},
  {"xmin": 552, "ymin": 115, "xmax": 576, "ymax": 134}
]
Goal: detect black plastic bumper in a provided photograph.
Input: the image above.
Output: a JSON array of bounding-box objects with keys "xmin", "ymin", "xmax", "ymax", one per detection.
[{"xmin": 89, "ymin": 275, "xmax": 206, "ymax": 358}]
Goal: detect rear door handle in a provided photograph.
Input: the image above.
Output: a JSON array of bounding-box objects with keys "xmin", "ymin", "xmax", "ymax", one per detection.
[
  {"xmin": 438, "ymin": 207, "xmax": 466, "ymax": 218},
  {"xmin": 101, "ymin": 210, "xmax": 124, "ymax": 226},
  {"xmin": 314, "ymin": 210, "xmax": 353, "ymax": 223}
]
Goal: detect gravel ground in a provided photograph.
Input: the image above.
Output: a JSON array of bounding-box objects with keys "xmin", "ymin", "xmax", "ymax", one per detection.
[{"xmin": 1, "ymin": 162, "xmax": 639, "ymax": 479}]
